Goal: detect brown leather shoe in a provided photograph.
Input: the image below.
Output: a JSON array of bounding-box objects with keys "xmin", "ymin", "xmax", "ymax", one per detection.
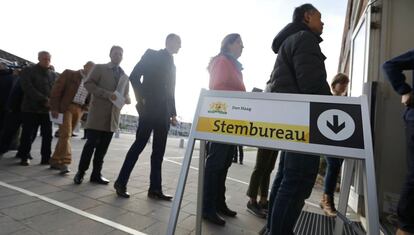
[{"xmin": 320, "ymin": 193, "xmax": 337, "ymax": 217}]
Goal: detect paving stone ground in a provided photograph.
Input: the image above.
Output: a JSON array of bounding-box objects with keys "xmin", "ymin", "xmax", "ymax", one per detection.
[{"xmin": 0, "ymin": 132, "xmax": 346, "ymax": 235}]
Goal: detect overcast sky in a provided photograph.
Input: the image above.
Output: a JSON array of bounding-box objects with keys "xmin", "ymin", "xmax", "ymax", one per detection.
[{"xmin": 1, "ymin": 0, "xmax": 347, "ymax": 122}]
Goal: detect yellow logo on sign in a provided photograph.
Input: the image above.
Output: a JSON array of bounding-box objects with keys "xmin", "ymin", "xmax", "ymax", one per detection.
[{"xmin": 208, "ymin": 102, "xmax": 227, "ymax": 114}]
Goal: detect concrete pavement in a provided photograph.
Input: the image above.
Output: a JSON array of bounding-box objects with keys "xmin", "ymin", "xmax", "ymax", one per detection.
[{"xmin": 0, "ymin": 133, "xmax": 344, "ymax": 235}]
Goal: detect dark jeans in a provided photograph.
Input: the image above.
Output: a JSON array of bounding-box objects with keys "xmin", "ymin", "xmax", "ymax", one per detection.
[
  {"xmin": 233, "ymin": 145, "xmax": 244, "ymax": 163},
  {"xmin": 116, "ymin": 116, "xmax": 169, "ymax": 192},
  {"xmin": 78, "ymin": 129, "xmax": 113, "ymax": 177},
  {"xmin": 203, "ymin": 143, "xmax": 235, "ymax": 215},
  {"xmin": 266, "ymin": 151, "xmax": 319, "ymax": 235},
  {"xmin": 0, "ymin": 111, "xmax": 22, "ymax": 153},
  {"xmin": 398, "ymin": 114, "xmax": 414, "ymax": 233},
  {"xmin": 323, "ymin": 156, "xmax": 343, "ymax": 196},
  {"xmin": 247, "ymin": 148, "xmax": 278, "ymax": 199},
  {"xmin": 17, "ymin": 112, "xmax": 52, "ymax": 162}
]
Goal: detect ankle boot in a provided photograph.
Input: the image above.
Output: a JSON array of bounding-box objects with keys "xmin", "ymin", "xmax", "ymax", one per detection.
[{"xmin": 320, "ymin": 193, "xmax": 337, "ymax": 217}]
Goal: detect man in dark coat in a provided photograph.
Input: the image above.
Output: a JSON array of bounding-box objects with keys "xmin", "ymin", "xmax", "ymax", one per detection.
[
  {"xmin": 114, "ymin": 33, "xmax": 181, "ymax": 200},
  {"xmin": 265, "ymin": 4, "xmax": 331, "ymax": 234},
  {"xmin": 16, "ymin": 51, "xmax": 57, "ymax": 166},
  {"xmin": 383, "ymin": 50, "xmax": 414, "ymax": 235}
]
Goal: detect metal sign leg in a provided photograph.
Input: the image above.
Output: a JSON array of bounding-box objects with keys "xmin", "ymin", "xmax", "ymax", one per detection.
[
  {"xmin": 334, "ymin": 159, "xmax": 355, "ymax": 235},
  {"xmin": 196, "ymin": 140, "xmax": 206, "ymax": 235},
  {"xmin": 166, "ymin": 138, "xmax": 196, "ymax": 235},
  {"xmin": 362, "ymin": 157, "xmax": 380, "ymax": 235}
]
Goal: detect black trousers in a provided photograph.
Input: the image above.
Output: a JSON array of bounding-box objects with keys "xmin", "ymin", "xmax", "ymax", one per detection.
[
  {"xmin": 398, "ymin": 113, "xmax": 414, "ymax": 233},
  {"xmin": 0, "ymin": 111, "xmax": 22, "ymax": 153},
  {"xmin": 203, "ymin": 143, "xmax": 236, "ymax": 214},
  {"xmin": 116, "ymin": 116, "xmax": 169, "ymax": 192},
  {"xmin": 78, "ymin": 129, "xmax": 113, "ymax": 177},
  {"xmin": 17, "ymin": 112, "xmax": 52, "ymax": 162}
]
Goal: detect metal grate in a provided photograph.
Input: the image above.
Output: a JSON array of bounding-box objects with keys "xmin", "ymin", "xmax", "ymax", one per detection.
[{"xmin": 294, "ymin": 211, "xmax": 365, "ymax": 235}]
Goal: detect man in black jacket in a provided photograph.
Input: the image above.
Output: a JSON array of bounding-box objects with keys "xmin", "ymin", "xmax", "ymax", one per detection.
[
  {"xmin": 383, "ymin": 50, "xmax": 414, "ymax": 235},
  {"xmin": 17, "ymin": 51, "xmax": 57, "ymax": 166},
  {"xmin": 264, "ymin": 4, "xmax": 331, "ymax": 234},
  {"xmin": 114, "ymin": 34, "xmax": 181, "ymax": 200}
]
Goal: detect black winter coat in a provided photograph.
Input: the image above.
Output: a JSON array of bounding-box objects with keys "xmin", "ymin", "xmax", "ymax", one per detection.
[
  {"xmin": 267, "ymin": 22, "xmax": 331, "ymax": 95},
  {"xmin": 20, "ymin": 64, "xmax": 57, "ymax": 113}
]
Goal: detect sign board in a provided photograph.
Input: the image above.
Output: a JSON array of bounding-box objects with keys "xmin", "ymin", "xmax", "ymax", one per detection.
[
  {"xmin": 167, "ymin": 89, "xmax": 379, "ymax": 235},
  {"xmin": 194, "ymin": 91, "xmax": 366, "ymax": 159}
]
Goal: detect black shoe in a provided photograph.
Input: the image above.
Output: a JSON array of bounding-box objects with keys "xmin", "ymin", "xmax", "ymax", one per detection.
[
  {"xmin": 74, "ymin": 171, "xmax": 84, "ymax": 184},
  {"xmin": 50, "ymin": 164, "xmax": 60, "ymax": 170},
  {"xmin": 59, "ymin": 165, "xmax": 71, "ymax": 175},
  {"xmin": 247, "ymin": 201, "xmax": 266, "ymax": 218},
  {"xmin": 20, "ymin": 159, "xmax": 30, "ymax": 166},
  {"xmin": 90, "ymin": 175, "xmax": 110, "ymax": 185},
  {"xmin": 218, "ymin": 205, "xmax": 237, "ymax": 217},
  {"xmin": 232, "ymin": 159, "xmax": 237, "ymax": 163},
  {"xmin": 239, "ymin": 161, "xmax": 243, "ymax": 165},
  {"xmin": 15, "ymin": 154, "xmax": 33, "ymax": 160},
  {"xmin": 114, "ymin": 182, "xmax": 130, "ymax": 198},
  {"xmin": 202, "ymin": 212, "xmax": 226, "ymax": 226},
  {"xmin": 71, "ymin": 133, "xmax": 78, "ymax": 137},
  {"xmin": 40, "ymin": 158, "xmax": 50, "ymax": 165},
  {"xmin": 147, "ymin": 191, "xmax": 173, "ymax": 201},
  {"xmin": 259, "ymin": 201, "xmax": 269, "ymax": 213}
]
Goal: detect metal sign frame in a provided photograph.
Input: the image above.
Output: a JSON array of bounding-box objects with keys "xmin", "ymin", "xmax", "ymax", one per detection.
[{"xmin": 167, "ymin": 89, "xmax": 379, "ymax": 235}]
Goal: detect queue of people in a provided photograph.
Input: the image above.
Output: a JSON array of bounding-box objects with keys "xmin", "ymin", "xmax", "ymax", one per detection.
[{"xmin": 0, "ymin": 3, "xmax": 413, "ymax": 234}]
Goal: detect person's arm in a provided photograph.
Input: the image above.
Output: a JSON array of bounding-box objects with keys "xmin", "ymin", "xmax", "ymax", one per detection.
[
  {"xmin": 130, "ymin": 50, "xmax": 153, "ymax": 100},
  {"xmin": 84, "ymin": 65, "xmax": 112, "ymax": 99},
  {"xmin": 82, "ymin": 94, "xmax": 90, "ymax": 111},
  {"xmin": 383, "ymin": 50, "xmax": 414, "ymax": 106},
  {"xmin": 50, "ymin": 70, "xmax": 69, "ymax": 115},
  {"xmin": 124, "ymin": 81, "xmax": 131, "ymax": 104},
  {"xmin": 382, "ymin": 50, "xmax": 414, "ymax": 95},
  {"xmin": 291, "ymin": 32, "xmax": 331, "ymax": 95},
  {"xmin": 20, "ymin": 67, "xmax": 49, "ymax": 104}
]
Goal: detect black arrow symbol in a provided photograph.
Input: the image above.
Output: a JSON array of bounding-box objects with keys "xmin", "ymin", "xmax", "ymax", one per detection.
[{"xmin": 327, "ymin": 115, "xmax": 346, "ymax": 134}]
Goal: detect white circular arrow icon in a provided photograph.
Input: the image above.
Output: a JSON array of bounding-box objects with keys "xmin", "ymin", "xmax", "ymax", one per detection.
[{"xmin": 317, "ymin": 109, "xmax": 355, "ymax": 141}]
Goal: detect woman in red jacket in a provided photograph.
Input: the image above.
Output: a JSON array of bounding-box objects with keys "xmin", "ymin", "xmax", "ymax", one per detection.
[{"xmin": 203, "ymin": 33, "xmax": 246, "ymax": 226}]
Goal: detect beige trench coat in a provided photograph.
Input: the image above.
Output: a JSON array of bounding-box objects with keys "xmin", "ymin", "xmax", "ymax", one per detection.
[{"xmin": 84, "ymin": 63, "xmax": 130, "ymax": 132}]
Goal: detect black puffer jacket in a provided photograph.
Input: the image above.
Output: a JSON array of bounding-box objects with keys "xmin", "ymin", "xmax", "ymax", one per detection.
[{"xmin": 267, "ymin": 22, "xmax": 331, "ymax": 95}]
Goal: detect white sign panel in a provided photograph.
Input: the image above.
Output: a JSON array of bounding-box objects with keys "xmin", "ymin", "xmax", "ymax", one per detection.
[{"xmin": 193, "ymin": 90, "xmax": 367, "ymax": 159}]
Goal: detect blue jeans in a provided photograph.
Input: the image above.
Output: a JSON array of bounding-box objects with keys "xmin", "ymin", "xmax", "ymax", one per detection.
[
  {"xmin": 323, "ymin": 157, "xmax": 343, "ymax": 196},
  {"xmin": 398, "ymin": 110, "xmax": 414, "ymax": 233},
  {"xmin": 266, "ymin": 151, "xmax": 319, "ymax": 235}
]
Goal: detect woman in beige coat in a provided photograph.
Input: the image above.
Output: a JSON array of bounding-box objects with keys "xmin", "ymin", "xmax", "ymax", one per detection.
[{"xmin": 74, "ymin": 46, "xmax": 130, "ymax": 185}]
